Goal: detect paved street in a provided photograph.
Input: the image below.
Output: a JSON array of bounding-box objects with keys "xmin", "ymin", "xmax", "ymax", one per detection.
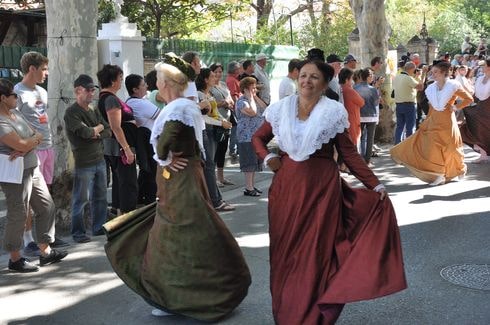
[{"xmin": 0, "ymin": 146, "xmax": 489, "ymax": 325}]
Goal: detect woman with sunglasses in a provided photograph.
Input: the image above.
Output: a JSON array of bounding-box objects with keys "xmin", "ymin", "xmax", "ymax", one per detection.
[{"xmin": 0, "ymin": 78, "xmax": 67, "ymax": 272}]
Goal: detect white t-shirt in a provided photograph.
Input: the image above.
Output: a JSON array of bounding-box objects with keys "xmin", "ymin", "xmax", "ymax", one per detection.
[
  {"xmin": 278, "ymin": 76, "xmax": 297, "ymax": 99},
  {"xmin": 475, "ymin": 76, "xmax": 490, "ymax": 101},
  {"xmin": 126, "ymin": 97, "xmax": 160, "ymax": 130},
  {"xmin": 183, "ymin": 82, "xmax": 198, "ymax": 102},
  {"xmin": 14, "ymin": 82, "xmax": 52, "ymax": 149}
]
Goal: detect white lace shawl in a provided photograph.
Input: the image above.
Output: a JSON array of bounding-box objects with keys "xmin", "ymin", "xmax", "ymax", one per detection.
[
  {"xmin": 150, "ymin": 97, "xmax": 205, "ymax": 166},
  {"xmin": 425, "ymin": 79, "xmax": 461, "ymax": 111},
  {"xmin": 264, "ymin": 95, "xmax": 349, "ymax": 162}
]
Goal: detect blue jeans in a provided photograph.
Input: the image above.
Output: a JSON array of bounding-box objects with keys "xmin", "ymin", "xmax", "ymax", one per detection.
[
  {"xmin": 71, "ymin": 160, "xmax": 108, "ymax": 239},
  {"xmin": 394, "ymin": 102, "xmax": 416, "ymax": 144},
  {"xmin": 229, "ymin": 126, "xmax": 238, "ymax": 155},
  {"xmin": 360, "ymin": 122, "xmax": 377, "ymax": 163}
]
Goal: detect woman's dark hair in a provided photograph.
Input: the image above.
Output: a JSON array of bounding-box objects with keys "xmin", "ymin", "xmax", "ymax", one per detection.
[
  {"xmin": 0, "ymin": 78, "xmax": 14, "ymax": 97},
  {"xmin": 97, "ymin": 64, "xmax": 123, "ymax": 89},
  {"xmin": 195, "ymin": 68, "xmax": 212, "ymax": 91},
  {"xmin": 209, "ymin": 63, "xmax": 223, "ymax": 72},
  {"xmin": 338, "ymin": 68, "xmax": 354, "ymax": 85},
  {"xmin": 434, "ymin": 61, "xmax": 451, "ymax": 76},
  {"xmin": 125, "ymin": 74, "xmax": 144, "ymax": 96},
  {"xmin": 359, "ymin": 68, "xmax": 373, "ymax": 82},
  {"xmin": 145, "ymin": 70, "xmax": 158, "ymax": 91},
  {"xmin": 299, "ymin": 60, "xmax": 334, "ymax": 83}
]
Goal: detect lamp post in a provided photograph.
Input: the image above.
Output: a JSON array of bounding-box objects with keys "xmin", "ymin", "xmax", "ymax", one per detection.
[{"xmin": 419, "ymin": 12, "xmax": 430, "ymax": 64}]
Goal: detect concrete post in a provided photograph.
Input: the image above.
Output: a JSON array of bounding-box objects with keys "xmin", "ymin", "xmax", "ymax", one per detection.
[{"xmin": 97, "ymin": 13, "xmax": 145, "ymax": 99}]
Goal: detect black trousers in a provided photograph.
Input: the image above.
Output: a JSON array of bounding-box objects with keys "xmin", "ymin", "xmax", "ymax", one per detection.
[{"xmin": 105, "ymin": 155, "xmax": 138, "ymax": 213}]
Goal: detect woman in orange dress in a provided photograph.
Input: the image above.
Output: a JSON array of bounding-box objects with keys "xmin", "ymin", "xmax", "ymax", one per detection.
[
  {"xmin": 339, "ymin": 68, "xmax": 365, "ymax": 146},
  {"xmin": 390, "ymin": 61, "xmax": 473, "ymax": 185}
]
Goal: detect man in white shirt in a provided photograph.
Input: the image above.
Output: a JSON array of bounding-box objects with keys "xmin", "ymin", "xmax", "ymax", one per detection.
[
  {"xmin": 278, "ymin": 59, "xmax": 301, "ymax": 99},
  {"xmin": 254, "ymin": 53, "xmax": 271, "ymax": 105}
]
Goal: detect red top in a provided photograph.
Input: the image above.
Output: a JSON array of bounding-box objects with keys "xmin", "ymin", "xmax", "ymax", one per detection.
[
  {"xmin": 342, "ymin": 84, "xmax": 365, "ymax": 145},
  {"xmin": 226, "ymin": 74, "xmax": 241, "ymax": 103}
]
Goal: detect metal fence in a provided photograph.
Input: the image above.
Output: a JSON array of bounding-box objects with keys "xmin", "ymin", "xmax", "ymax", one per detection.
[
  {"xmin": 0, "ymin": 45, "xmax": 47, "ymax": 84},
  {"xmin": 143, "ymin": 38, "xmax": 300, "ymax": 78},
  {"xmin": 1, "ymin": 40, "xmax": 299, "ymax": 88}
]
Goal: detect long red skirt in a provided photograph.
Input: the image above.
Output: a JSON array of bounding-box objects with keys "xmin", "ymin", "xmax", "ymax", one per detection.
[
  {"xmin": 268, "ymin": 152, "xmax": 407, "ymax": 324},
  {"xmin": 460, "ymin": 98, "xmax": 490, "ymax": 153}
]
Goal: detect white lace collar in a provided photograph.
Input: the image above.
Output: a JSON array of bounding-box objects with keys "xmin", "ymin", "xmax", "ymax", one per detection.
[
  {"xmin": 264, "ymin": 95, "xmax": 349, "ymax": 162},
  {"xmin": 425, "ymin": 79, "xmax": 461, "ymax": 111},
  {"xmin": 150, "ymin": 97, "xmax": 204, "ymax": 166}
]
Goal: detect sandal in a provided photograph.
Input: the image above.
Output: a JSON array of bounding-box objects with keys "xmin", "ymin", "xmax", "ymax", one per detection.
[
  {"xmin": 244, "ymin": 189, "xmax": 261, "ymax": 197},
  {"xmin": 253, "ymin": 187, "xmax": 263, "ymax": 194},
  {"xmin": 215, "ymin": 201, "xmax": 236, "ymax": 212}
]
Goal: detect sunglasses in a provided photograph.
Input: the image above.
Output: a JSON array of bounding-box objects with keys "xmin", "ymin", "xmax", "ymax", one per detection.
[{"xmin": 2, "ymin": 93, "xmax": 17, "ymax": 98}]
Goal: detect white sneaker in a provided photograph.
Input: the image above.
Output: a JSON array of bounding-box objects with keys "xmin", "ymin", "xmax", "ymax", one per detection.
[
  {"xmin": 429, "ymin": 175, "xmax": 445, "ymax": 186},
  {"xmin": 151, "ymin": 308, "xmax": 173, "ymax": 317}
]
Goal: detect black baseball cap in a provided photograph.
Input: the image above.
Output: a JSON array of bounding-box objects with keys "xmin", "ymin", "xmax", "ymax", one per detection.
[
  {"xmin": 74, "ymin": 74, "xmax": 98, "ymax": 89},
  {"xmin": 326, "ymin": 54, "xmax": 342, "ymax": 63}
]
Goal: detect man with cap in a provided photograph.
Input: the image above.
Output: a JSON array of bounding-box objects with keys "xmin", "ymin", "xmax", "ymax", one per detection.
[
  {"xmin": 326, "ymin": 54, "xmax": 343, "ymax": 99},
  {"xmin": 254, "ymin": 53, "xmax": 271, "ymax": 105},
  {"xmin": 344, "ymin": 54, "xmax": 358, "ymax": 70},
  {"xmin": 64, "ymin": 74, "xmax": 112, "ymax": 243}
]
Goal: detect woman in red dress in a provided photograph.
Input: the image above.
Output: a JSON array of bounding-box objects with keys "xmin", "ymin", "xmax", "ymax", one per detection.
[{"xmin": 252, "ymin": 60, "xmax": 407, "ymax": 324}]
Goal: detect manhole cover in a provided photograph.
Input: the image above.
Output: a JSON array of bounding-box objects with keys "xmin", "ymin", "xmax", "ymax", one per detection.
[{"xmin": 440, "ymin": 264, "xmax": 490, "ymax": 290}]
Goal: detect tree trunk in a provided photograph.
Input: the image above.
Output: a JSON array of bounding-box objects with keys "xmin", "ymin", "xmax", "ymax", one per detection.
[
  {"xmin": 253, "ymin": 0, "xmax": 273, "ymax": 31},
  {"xmin": 349, "ymin": 0, "xmax": 394, "ymax": 143},
  {"xmin": 306, "ymin": 0, "xmax": 319, "ymax": 40},
  {"xmin": 45, "ymin": 0, "xmax": 98, "ymax": 229}
]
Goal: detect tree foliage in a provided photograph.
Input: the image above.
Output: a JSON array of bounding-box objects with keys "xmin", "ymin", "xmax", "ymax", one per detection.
[
  {"xmin": 296, "ymin": 0, "xmax": 355, "ymax": 57},
  {"xmin": 385, "ymin": 0, "xmax": 486, "ymax": 55},
  {"xmin": 116, "ymin": 0, "xmax": 244, "ymax": 39},
  {"xmin": 428, "ymin": 0, "xmax": 490, "ymax": 36}
]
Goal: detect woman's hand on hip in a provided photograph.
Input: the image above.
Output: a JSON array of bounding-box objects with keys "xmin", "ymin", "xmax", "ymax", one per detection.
[
  {"xmin": 169, "ymin": 151, "xmax": 188, "ymax": 172},
  {"xmin": 378, "ymin": 188, "xmax": 387, "ymax": 200},
  {"xmin": 267, "ymin": 157, "xmax": 282, "ymax": 172}
]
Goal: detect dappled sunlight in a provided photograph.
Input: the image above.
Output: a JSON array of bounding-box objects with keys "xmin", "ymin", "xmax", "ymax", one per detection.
[
  {"xmin": 0, "ymin": 264, "xmax": 124, "ymax": 324},
  {"xmin": 235, "ymin": 233, "xmax": 270, "ymax": 248}
]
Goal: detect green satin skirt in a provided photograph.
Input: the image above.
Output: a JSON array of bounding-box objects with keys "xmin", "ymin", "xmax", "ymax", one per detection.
[{"xmin": 104, "ymin": 161, "xmax": 251, "ymax": 322}]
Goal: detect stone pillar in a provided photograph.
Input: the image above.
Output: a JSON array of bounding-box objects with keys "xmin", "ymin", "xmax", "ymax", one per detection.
[{"xmin": 97, "ymin": 13, "xmax": 145, "ymax": 99}]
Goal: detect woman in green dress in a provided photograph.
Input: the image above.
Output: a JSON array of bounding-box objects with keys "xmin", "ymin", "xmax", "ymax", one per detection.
[{"xmin": 104, "ymin": 56, "xmax": 251, "ymax": 322}]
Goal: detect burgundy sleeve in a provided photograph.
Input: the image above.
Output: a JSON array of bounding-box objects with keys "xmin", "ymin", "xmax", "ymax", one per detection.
[
  {"xmin": 334, "ymin": 131, "xmax": 380, "ymax": 189},
  {"xmin": 252, "ymin": 121, "xmax": 275, "ymax": 161}
]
